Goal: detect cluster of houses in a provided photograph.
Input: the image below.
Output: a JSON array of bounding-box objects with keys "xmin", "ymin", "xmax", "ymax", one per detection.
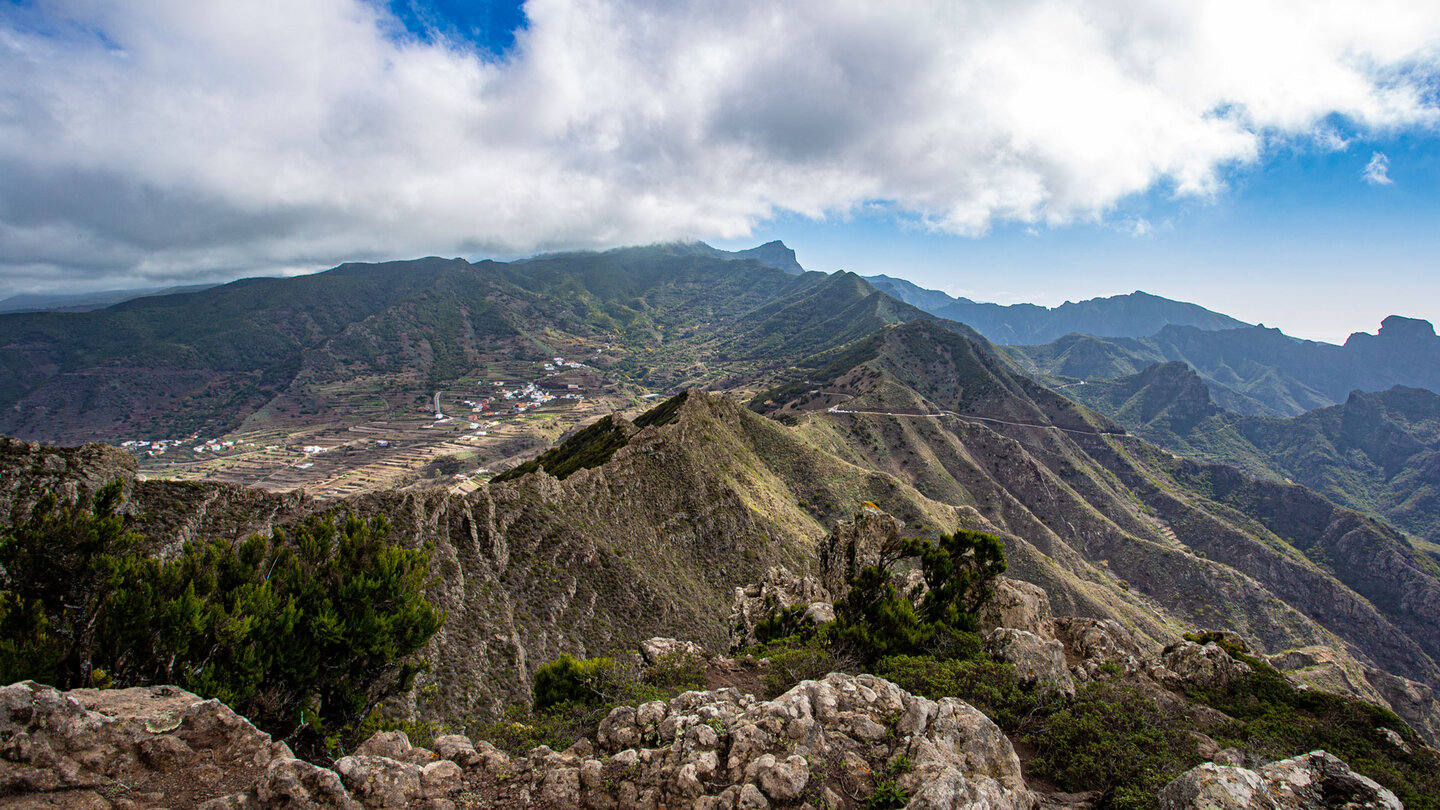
[
  {"xmin": 119, "ymin": 436, "xmax": 244, "ymax": 457},
  {"xmin": 542, "ymin": 356, "xmax": 587, "ymax": 372}
]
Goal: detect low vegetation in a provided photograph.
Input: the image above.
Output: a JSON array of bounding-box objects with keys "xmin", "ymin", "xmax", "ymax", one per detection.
[{"xmin": 0, "ymin": 483, "xmax": 444, "ymax": 760}]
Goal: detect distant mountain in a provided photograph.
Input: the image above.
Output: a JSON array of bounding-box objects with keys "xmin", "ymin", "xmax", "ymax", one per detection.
[
  {"xmin": 865, "ymin": 275, "xmax": 1248, "ymax": 344},
  {"xmin": 0, "ymin": 283, "xmax": 218, "ymax": 314},
  {"xmin": 719, "ymin": 240, "xmax": 806, "ymax": 275},
  {"xmin": 0, "ymin": 243, "xmax": 910, "ymax": 443},
  {"xmin": 1066, "ymin": 362, "xmax": 1440, "ymax": 556},
  {"xmin": 1007, "ymin": 316, "xmax": 1440, "ymax": 416}
]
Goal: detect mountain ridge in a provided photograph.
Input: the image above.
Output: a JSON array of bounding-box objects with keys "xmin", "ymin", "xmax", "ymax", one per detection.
[{"xmin": 866, "ymin": 274, "xmax": 1250, "ymax": 345}]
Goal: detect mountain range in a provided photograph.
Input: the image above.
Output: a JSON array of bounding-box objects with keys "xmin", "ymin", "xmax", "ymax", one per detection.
[
  {"xmin": 1063, "ymin": 361, "xmax": 1440, "ymax": 557},
  {"xmin": 866, "ymin": 275, "xmax": 1249, "ymax": 344},
  {"xmin": 6, "ymin": 242, "xmax": 1440, "ymax": 803},
  {"xmin": 1004, "ymin": 316, "xmax": 1440, "ymax": 417}
]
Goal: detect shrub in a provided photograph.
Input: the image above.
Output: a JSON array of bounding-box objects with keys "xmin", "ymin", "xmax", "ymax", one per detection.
[
  {"xmin": 874, "ymin": 654, "xmax": 1040, "ymax": 729},
  {"xmin": 0, "ymin": 487, "xmax": 444, "ymax": 761},
  {"xmin": 755, "ymin": 635, "xmax": 853, "ymax": 697},
  {"xmin": 1021, "ymin": 681, "xmax": 1200, "ymax": 810},
  {"xmin": 832, "ymin": 529, "xmax": 1005, "ymax": 664},
  {"xmin": 533, "ymin": 654, "xmax": 627, "ymax": 711}
]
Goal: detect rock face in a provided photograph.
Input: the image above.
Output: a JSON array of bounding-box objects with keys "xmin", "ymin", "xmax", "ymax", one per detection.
[
  {"xmin": 1053, "ymin": 617, "xmax": 1157, "ymax": 682},
  {"xmin": 0, "ymin": 680, "xmax": 301, "ymax": 808},
  {"xmin": 1154, "ymin": 641, "xmax": 1253, "ymax": 691},
  {"xmin": 978, "ymin": 578, "xmax": 1056, "ymax": 640},
  {"xmin": 1, "ymin": 674, "xmax": 1036, "ymax": 809},
  {"xmin": 580, "ymin": 671, "xmax": 1035, "ymax": 810},
  {"xmin": 983, "ymin": 628, "xmax": 1075, "ymax": 697},
  {"xmin": 730, "ymin": 566, "xmax": 833, "ymax": 649},
  {"xmin": 818, "ymin": 508, "xmax": 903, "ymax": 601},
  {"xmin": 1159, "ymin": 750, "xmax": 1402, "ymax": 810}
]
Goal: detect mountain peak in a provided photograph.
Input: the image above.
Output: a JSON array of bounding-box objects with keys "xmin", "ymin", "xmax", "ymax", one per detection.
[
  {"xmin": 1378, "ymin": 315, "xmax": 1437, "ymax": 341},
  {"xmin": 727, "ymin": 240, "xmax": 805, "ymax": 275}
]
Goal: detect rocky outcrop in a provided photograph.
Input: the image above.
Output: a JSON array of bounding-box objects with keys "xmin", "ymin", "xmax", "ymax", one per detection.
[
  {"xmin": 818, "ymin": 507, "xmax": 903, "ymax": 602},
  {"xmin": 978, "ymin": 578, "xmax": 1056, "ymax": 640},
  {"xmin": 984, "ymin": 629, "xmax": 1075, "ymax": 697},
  {"xmin": 1154, "ymin": 641, "xmax": 1252, "ymax": 691},
  {"xmin": 1053, "ymin": 617, "xmax": 1157, "ymax": 682},
  {"xmin": 3, "ymin": 674, "xmax": 1036, "ymax": 809},
  {"xmin": 0, "ymin": 680, "xmax": 300, "ymax": 808},
  {"xmin": 729, "ymin": 566, "xmax": 833, "ymax": 649},
  {"xmin": 563, "ymin": 671, "xmax": 1034, "ymax": 809},
  {"xmin": 1158, "ymin": 750, "xmax": 1401, "ymax": 810},
  {"xmin": 1364, "ymin": 665, "xmax": 1440, "ymax": 748}
]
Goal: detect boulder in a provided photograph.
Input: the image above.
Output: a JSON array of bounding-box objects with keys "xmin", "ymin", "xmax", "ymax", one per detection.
[
  {"xmin": 334, "ymin": 755, "xmax": 423, "ymax": 808},
  {"xmin": 978, "ymin": 577, "xmax": 1056, "ymax": 640},
  {"xmin": 818, "ymin": 508, "xmax": 903, "ymax": 600},
  {"xmin": 639, "ymin": 637, "xmax": 708, "ymax": 665},
  {"xmin": 0, "ymin": 681, "xmax": 300, "ymax": 808},
  {"xmin": 1053, "ymin": 617, "xmax": 1156, "ymax": 682},
  {"xmin": 984, "ymin": 628, "xmax": 1076, "ymax": 696},
  {"xmin": 1155, "ymin": 642, "xmax": 1251, "ymax": 691},
  {"xmin": 1159, "ymin": 750, "xmax": 1401, "ymax": 810}
]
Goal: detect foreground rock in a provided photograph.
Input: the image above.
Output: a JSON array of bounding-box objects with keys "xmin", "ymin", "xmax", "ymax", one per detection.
[
  {"xmin": 2, "ymin": 674, "xmax": 1035, "ymax": 809},
  {"xmin": 1159, "ymin": 750, "xmax": 1402, "ymax": 810},
  {"xmin": 0, "ymin": 680, "xmax": 319, "ymax": 809}
]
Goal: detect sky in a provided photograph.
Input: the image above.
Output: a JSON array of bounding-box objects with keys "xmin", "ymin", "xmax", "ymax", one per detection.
[{"xmin": 2, "ymin": 1, "xmax": 1439, "ymax": 343}]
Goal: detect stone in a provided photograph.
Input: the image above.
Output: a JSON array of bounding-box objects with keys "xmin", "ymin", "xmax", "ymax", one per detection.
[
  {"xmin": 818, "ymin": 509, "xmax": 903, "ymax": 601},
  {"xmin": 253, "ymin": 757, "xmax": 359, "ymax": 809},
  {"xmin": 639, "ymin": 637, "xmax": 707, "ymax": 665},
  {"xmin": 1157, "ymin": 642, "xmax": 1251, "ymax": 691},
  {"xmin": 335, "ymin": 755, "xmax": 423, "ymax": 808},
  {"xmin": 1159, "ymin": 750, "xmax": 1401, "ymax": 810},
  {"xmin": 1053, "ymin": 617, "xmax": 1155, "ymax": 681},
  {"xmin": 431, "ymin": 734, "xmax": 481, "ymax": 768},
  {"xmin": 729, "ymin": 566, "xmax": 834, "ymax": 648},
  {"xmin": 421, "ymin": 759, "xmax": 463, "ymax": 798},
  {"xmin": 977, "ymin": 577, "xmax": 1056, "ymax": 640},
  {"xmin": 984, "ymin": 627, "xmax": 1076, "ymax": 696}
]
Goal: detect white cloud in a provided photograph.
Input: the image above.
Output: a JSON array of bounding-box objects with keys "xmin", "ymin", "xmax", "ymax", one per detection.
[
  {"xmin": 1364, "ymin": 151, "xmax": 1395, "ymax": 185},
  {"xmin": 2, "ymin": 0, "xmax": 1440, "ymax": 288}
]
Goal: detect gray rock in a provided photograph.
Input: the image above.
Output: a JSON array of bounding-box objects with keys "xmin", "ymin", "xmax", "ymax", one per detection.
[
  {"xmin": 335, "ymin": 755, "xmax": 423, "ymax": 808},
  {"xmin": 978, "ymin": 577, "xmax": 1056, "ymax": 640},
  {"xmin": 639, "ymin": 637, "xmax": 708, "ymax": 665},
  {"xmin": 1157, "ymin": 642, "xmax": 1251, "ymax": 691},
  {"xmin": 985, "ymin": 627, "xmax": 1076, "ymax": 696},
  {"xmin": 252, "ymin": 757, "xmax": 359, "ymax": 809},
  {"xmin": 1160, "ymin": 750, "xmax": 1401, "ymax": 810},
  {"xmin": 1053, "ymin": 617, "xmax": 1156, "ymax": 681},
  {"xmin": 431, "ymin": 734, "xmax": 481, "ymax": 767}
]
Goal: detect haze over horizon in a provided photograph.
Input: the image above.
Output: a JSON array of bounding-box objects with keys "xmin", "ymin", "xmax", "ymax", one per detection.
[{"xmin": 3, "ymin": 0, "xmax": 1439, "ymax": 344}]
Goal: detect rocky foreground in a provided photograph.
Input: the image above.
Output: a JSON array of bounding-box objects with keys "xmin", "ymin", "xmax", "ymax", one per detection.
[{"xmin": 0, "ymin": 669, "xmax": 1402, "ymax": 810}]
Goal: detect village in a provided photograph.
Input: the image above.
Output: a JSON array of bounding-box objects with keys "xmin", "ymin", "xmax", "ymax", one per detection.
[{"xmin": 123, "ymin": 350, "xmax": 644, "ymax": 498}]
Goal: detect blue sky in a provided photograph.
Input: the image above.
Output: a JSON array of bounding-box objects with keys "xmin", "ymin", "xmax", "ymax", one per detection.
[{"xmin": 2, "ymin": 0, "xmax": 1439, "ymax": 344}]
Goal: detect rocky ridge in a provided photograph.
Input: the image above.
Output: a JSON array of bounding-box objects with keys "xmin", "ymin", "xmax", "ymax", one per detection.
[{"xmin": 5, "ymin": 566, "xmax": 1424, "ymax": 809}]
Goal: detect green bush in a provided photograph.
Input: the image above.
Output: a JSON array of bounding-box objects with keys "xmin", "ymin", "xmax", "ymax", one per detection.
[
  {"xmin": 832, "ymin": 529, "xmax": 1005, "ymax": 664},
  {"xmin": 874, "ymin": 654, "xmax": 1040, "ymax": 729},
  {"xmin": 1021, "ymin": 682, "xmax": 1201, "ymax": 810},
  {"xmin": 0, "ymin": 486, "xmax": 444, "ymax": 760},
  {"xmin": 755, "ymin": 635, "xmax": 852, "ymax": 697},
  {"xmin": 533, "ymin": 654, "xmax": 627, "ymax": 711},
  {"xmin": 0, "ymin": 482, "xmax": 139, "ymax": 686},
  {"xmin": 1190, "ymin": 659, "xmax": 1440, "ymax": 810}
]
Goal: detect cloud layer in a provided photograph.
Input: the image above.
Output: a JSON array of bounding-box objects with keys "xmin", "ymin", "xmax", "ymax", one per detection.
[{"xmin": 2, "ymin": 0, "xmax": 1439, "ymax": 288}]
